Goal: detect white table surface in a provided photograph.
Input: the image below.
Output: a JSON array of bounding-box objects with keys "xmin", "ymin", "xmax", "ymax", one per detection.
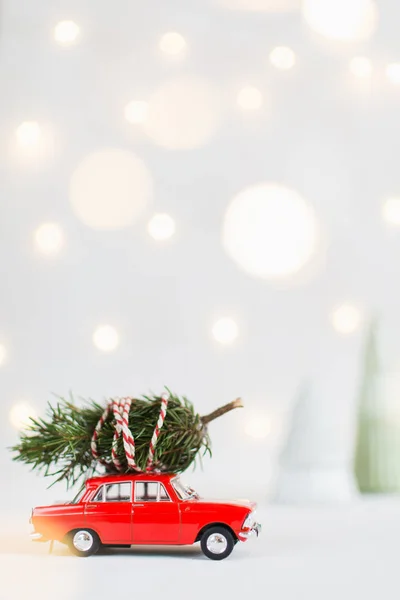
[{"xmin": 1, "ymin": 499, "xmax": 399, "ymax": 600}]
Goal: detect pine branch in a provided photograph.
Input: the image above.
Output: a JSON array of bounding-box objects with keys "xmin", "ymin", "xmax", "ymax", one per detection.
[
  {"xmin": 11, "ymin": 391, "xmax": 242, "ymax": 488},
  {"xmin": 201, "ymin": 398, "xmax": 243, "ymax": 424}
]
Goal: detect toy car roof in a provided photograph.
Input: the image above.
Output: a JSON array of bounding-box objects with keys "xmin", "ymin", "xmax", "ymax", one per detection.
[{"xmin": 85, "ymin": 472, "xmax": 178, "ymax": 486}]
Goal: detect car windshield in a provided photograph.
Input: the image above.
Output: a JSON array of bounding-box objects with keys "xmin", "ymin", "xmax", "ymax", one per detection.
[{"xmin": 172, "ymin": 477, "xmax": 200, "ymax": 500}]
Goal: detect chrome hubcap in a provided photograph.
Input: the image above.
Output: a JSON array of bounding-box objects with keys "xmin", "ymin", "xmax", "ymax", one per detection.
[
  {"xmin": 206, "ymin": 533, "xmax": 228, "ymax": 554},
  {"xmin": 73, "ymin": 530, "xmax": 93, "ymax": 552}
]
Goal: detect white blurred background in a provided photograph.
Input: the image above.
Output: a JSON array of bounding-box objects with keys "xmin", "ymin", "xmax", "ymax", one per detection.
[{"xmin": 2, "ymin": 0, "xmax": 400, "ymax": 512}]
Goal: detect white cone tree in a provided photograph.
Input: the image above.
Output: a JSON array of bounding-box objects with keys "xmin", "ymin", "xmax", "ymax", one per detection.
[{"xmin": 274, "ymin": 384, "xmax": 356, "ymax": 503}]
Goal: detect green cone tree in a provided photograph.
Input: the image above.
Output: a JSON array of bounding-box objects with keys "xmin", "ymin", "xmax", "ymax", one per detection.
[
  {"xmin": 354, "ymin": 320, "xmax": 400, "ymax": 493},
  {"xmin": 12, "ymin": 391, "xmax": 242, "ymax": 488}
]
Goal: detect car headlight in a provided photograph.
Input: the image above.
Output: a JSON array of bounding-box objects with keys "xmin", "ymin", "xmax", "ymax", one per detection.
[{"xmin": 243, "ymin": 511, "xmax": 256, "ymax": 528}]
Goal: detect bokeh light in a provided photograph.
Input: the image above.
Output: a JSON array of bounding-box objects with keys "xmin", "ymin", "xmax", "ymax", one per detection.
[
  {"xmin": 124, "ymin": 100, "xmax": 148, "ymax": 124},
  {"xmin": 218, "ymin": 0, "xmax": 299, "ymax": 11},
  {"xmin": 385, "ymin": 63, "xmax": 400, "ymax": 85},
  {"xmin": 34, "ymin": 223, "xmax": 64, "ymax": 256},
  {"xmin": 15, "ymin": 121, "xmax": 42, "ymax": 149},
  {"xmin": 159, "ymin": 31, "xmax": 186, "ymax": 56},
  {"xmin": 9, "ymin": 402, "xmax": 37, "ymax": 430},
  {"xmin": 13, "ymin": 121, "xmax": 54, "ymax": 163},
  {"xmin": 0, "ymin": 344, "xmax": 7, "ymax": 366},
  {"xmin": 302, "ymin": 0, "xmax": 378, "ymax": 42},
  {"xmin": 269, "ymin": 46, "xmax": 296, "ymax": 70},
  {"xmin": 143, "ymin": 77, "xmax": 220, "ymax": 149},
  {"xmin": 70, "ymin": 149, "xmax": 152, "ymax": 229},
  {"xmin": 93, "ymin": 325, "xmax": 119, "ymax": 352},
  {"xmin": 349, "ymin": 56, "xmax": 373, "ymax": 78},
  {"xmin": 147, "ymin": 214, "xmax": 176, "ymax": 241},
  {"xmin": 222, "ymin": 183, "xmax": 319, "ymax": 279},
  {"xmin": 382, "ymin": 197, "xmax": 400, "ymax": 226},
  {"xmin": 237, "ymin": 86, "xmax": 263, "ymax": 110},
  {"xmin": 331, "ymin": 305, "xmax": 362, "ymax": 335},
  {"xmin": 244, "ymin": 414, "xmax": 273, "ymax": 439},
  {"xmin": 212, "ymin": 318, "xmax": 239, "ymax": 345},
  {"xmin": 54, "ymin": 20, "xmax": 80, "ymax": 45}
]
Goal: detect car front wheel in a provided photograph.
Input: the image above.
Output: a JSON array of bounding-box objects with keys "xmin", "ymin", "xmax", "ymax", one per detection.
[
  {"xmin": 200, "ymin": 526, "xmax": 235, "ymax": 561},
  {"xmin": 67, "ymin": 529, "xmax": 101, "ymax": 557}
]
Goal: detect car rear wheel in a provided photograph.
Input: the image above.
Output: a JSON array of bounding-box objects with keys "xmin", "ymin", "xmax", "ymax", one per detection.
[
  {"xmin": 67, "ymin": 529, "xmax": 101, "ymax": 557},
  {"xmin": 200, "ymin": 526, "xmax": 235, "ymax": 561}
]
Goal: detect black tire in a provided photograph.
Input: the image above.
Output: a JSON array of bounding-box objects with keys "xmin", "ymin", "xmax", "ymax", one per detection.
[
  {"xmin": 200, "ymin": 526, "xmax": 235, "ymax": 561},
  {"xmin": 67, "ymin": 529, "xmax": 101, "ymax": 557}
]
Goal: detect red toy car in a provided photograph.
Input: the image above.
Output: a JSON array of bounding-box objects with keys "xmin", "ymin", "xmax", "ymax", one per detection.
[{"xmin": 30, "ymin": 472, "xmax": 261, "ymax": 560}]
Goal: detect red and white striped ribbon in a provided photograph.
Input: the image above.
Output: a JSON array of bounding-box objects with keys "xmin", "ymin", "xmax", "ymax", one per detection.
[
  {"xmin": 146, "ymin": 393, "xmax": 169, "ymax": 472},
  {"xmin": 120, "ymin": 397, "xmax": 138, "ymax": 470},
  {"xmin": 91, "ymin": 392, "xmax": 169, "ymax": 473},
  {"xmin": 90, "ymin": 400, "xmax": 113, "ymax": 466},
  {"xmin": 111, "ymin": 398, "xmax": 137, "ymax": 471}
]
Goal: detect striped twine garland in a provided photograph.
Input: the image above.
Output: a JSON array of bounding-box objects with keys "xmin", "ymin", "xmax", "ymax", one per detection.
[
  {"xmin": 90, "ymin": 392, "xmax": 169, "ymax": 473},
  {"xmin": 146, "ymin": 393, "xmax": 169, "ymax": 472},
  {"xmin": 90, "ymin": 400, "xmax": 113, "ymax": 466},
  {"xmin": 111, "ymin": 398, "xmax": 128, "ymax": 471}
]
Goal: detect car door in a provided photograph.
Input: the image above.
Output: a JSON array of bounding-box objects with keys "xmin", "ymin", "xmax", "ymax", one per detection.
[
  {"xmin": 85, "ymin": 481, "xmax": 133, "ymax": 543},
  {"xmin": 132, "ymin": 481, "xmax": 180, "ymax": 544}
]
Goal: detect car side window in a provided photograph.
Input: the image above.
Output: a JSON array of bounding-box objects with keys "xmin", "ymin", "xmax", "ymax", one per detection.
[
  {"xmin": 135, "ymin": 482, "xmax": 158, "ymax": 502},
  {"xmin": 92, "ymin": 486, "xmax": 104, "ymax": 502},
  {"xmin": 159, "ymin": 484, "xmax": 171, "ymax": 502},
  {"xmin": 135, "ymin": 482, "xmax": 171, "ymax": 502},
  {"xmin": 104, "ymin": 482, "xmax": 132, "ymax": 502}
]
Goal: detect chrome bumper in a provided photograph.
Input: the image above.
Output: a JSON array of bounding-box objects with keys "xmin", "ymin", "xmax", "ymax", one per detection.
[
  {"xmin": 30, "ymin": 532, "xmax": 48, "ymax": 542},
  {"xmin": 238, "ymin": 522, "xmax": 261, "ymax": 541}
]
